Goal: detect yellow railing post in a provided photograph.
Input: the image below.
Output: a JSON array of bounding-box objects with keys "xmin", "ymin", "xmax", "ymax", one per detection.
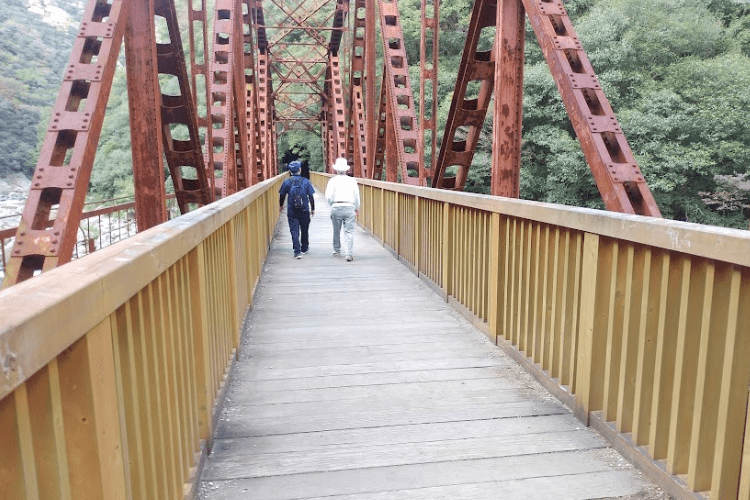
[
  {"xmin": 225, "ymin": 219, "xmax": 240, "ymax": 349},
  {"xmin": 414, "ymin": 195, "xmax": 420, "ymax": 275},
  {"xmin": 487, "ymin": 213, "xmax": 501, "ymax": 343},
  {"xmin": 575, "ymin": 232, "xmax": 600, "ymax": 424},
  {"xmin": 441, "ymin": 202, "xmax": 452, "ymax": 301},
  {"xmin": 187, "ymin": 244, "xmax": 213, "ymax": 452}
]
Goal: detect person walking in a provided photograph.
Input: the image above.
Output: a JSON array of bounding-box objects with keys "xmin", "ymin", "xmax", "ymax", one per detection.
[
  {"xmin": 279, "ymin": 160, "xmax": 315, "ymax": 259},
  {"xmin": 325, "ymin": 158, "xmax": 360, "ymax": 262}
]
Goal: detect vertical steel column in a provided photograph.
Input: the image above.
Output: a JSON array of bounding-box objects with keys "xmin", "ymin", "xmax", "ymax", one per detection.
[
  {"xmin": 2, "ymin": 0, "xmax": 131, "ymax": 287},
  {"xmin": 209, "ymin": 0, "xmax": 240, "ymax": 197},
  {"xmin": 188, "ymin": 0, "xmax": 215, "ymax": 198},
  {"xmin": 370, "ymin": 75, "xmax": 388, "ymax": 180},
  {"xmin": 351, "ymin": 86, "xmax": 367, "ymax": 178},
  {"xmin": 126, "ymin": 0, "xmax": 168, "ymax": 230},
  {"xmin": 229, "ymin": 0, "xmax": 250, "ymax": 191},
  {"xmin": 378, "ymin": 0, "xmax": 421, "ymax": 184},
  {"xmin": 432, "ymin": 0, "xmax": 497, "ymax": 191},
  {"xmin": 492, "ymin": 0, "xmax": 524, "ymax": 198},
  {"xmin": 419, "ymin": 0, "xmax": 439, "ymax": 186},
  {"xmin": 365, "ymin": 0, "xmax": 377, "ymax": 181},
  {"xmin": 522, "ymin": 0, "xmax": 661, "ymax": 216},
  {"xmin": 327, "ymin": 55, "xmax": 348, "ymax": 162},
  {"xmin": 242, "ymin": 0, "xmax": 260, "ymax": 185},
  {"xmin": 347, "ymin": 0, "xmax": 366, "ymax": 174}
]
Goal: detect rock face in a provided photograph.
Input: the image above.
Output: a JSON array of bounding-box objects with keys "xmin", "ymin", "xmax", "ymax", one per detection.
[
  {"xmin": 0, "ymin": 174, "xmax": 29, "ymax": 231},
  {"xmin": 23, "ymin": 0, "xmax": 80, "ymax": 28}
]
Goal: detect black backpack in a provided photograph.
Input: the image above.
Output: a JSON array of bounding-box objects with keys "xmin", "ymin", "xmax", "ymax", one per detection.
[{"xmin": 289, "ymin": 177, "xmax": 306, "ymax": 209}]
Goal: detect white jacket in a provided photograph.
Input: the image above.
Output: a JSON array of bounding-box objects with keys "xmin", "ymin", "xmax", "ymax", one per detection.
[{"xmin": 325, "ymin": 174, "xmax": 360, "ymax": 209}]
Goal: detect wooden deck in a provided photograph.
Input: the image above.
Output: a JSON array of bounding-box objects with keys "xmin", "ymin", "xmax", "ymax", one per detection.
[{"xmin": 197, "ymin": 191, "xmax": 659, "ymax": 500}]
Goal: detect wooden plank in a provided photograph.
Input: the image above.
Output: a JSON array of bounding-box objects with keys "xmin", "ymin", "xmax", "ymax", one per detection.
[
  {"xmin": 204, "ymin": 430, "xmax": 606, "ymax": 479},
  {"xmin": 228, "ymin": 378, "xmax": 532, "ymax": 406},
  {"xmin": 198, "ymin": 194, "xmax": 654, "ymax": 500},
  {"xmin": 213, "ymin": 413, "xmax": 583, "ymax": 454},
  {"xmin": 200, "ymin": 450, "xmax": 639, "ymax": 500}
]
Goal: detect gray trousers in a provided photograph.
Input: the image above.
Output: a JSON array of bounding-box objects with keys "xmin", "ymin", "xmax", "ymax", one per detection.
[{"xmin": 330, "ymin": 205, "xmax": 356, "ymax": 256}]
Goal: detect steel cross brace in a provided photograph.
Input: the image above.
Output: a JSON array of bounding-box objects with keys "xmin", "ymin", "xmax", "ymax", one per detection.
[
  {"xmin": 154, "ymin": 0, "xmax": 213, "ymax": 210},
  {"xmin": 432, "ymin": 0, "xmax": 497, "ymax": 191}
]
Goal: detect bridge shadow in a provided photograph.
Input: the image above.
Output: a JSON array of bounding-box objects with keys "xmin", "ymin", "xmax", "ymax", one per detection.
[{"xmin": 197, "ymin": 192, "xmax": 656, "ymax": 499}]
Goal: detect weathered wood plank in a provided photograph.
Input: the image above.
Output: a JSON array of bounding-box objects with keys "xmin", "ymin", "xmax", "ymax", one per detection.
[
  {"xmin": 199, "ymin": 450, "xmax": 640, "ymax": 500},
  {"xmin": 198, "ymin": 193, "xmax": 655, "ymax": 500}
]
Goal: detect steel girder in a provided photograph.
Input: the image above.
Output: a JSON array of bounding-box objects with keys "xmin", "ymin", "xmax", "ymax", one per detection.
[
  {"xmin": 378, "ymin": 0, "xmax": 422, "ymax": 185},
  {"xmin": 522, "ymin": 0, "xmax": 660, "ymax": 216},
  {"xmin": 432, "ymin": 0, "xmax": 497, "ymax": 191},
  {"xmin": 2, "ymin": 0, "xmax": 131, "ymax": 287},
  {"xmin": 419, "ymin": 0, "xmax": 439, "ymax": 186},
  {"xmin": 188, "ymin": 0, "xmax": 216, "ymax": 197},
  {"xmin": 433, "ymin": 0, "xmax": 661, "ymax": 216},
  {"xmin": 154, "ymin": 0, "xmax": 214, "ymax": 209}
]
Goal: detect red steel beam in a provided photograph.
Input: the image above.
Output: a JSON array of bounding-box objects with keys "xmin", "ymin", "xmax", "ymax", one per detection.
[
  {"xmin": 2, "ymin": 0, "xmax": 131, "ymax": 287},
  {"xmin": 125, "ymin": 0, "xmax": 168, "ymax": 230},
  {"xmin": 188, "ymin": 0, "xmax": 216, "ymax": 198},
  {"xmin": 492, "ymin": 0, "xmax": 525, "ymax": 198},
  {"xmin": 432, "ymin": 0, "xmax": 497, "ymax": 191},
  {"xmin": 419, "ymin": 0, "xmax": 439, "ymax": 186},
  {"xmin": 209, "ymin": 0, "xmax": 241, "ymax": 197},
  {"xmin": 155, "ymin": 0, "xmax": 213, "ymax": 209},
  {"xmin": 522, "ymin": 0, "xmax": 661, "ymax": 216},
  {"xmin": 365, "ymin": 0, "xmax": 376, "ymax": 182},
  {"xmin": 378, "ymin": 0, "xmax": 421, "ymax": 185}
]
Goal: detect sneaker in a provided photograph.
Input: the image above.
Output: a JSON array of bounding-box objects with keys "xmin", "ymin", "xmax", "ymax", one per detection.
[
  {"xmin": 301, "ymin": 251, "xmax": 307, "ymax": 255},
  {"xmin": 346, "ymin": 255, "xmax": 353, "ymax": 262},
  {"xmin": 333, "ymin": 252, "xmax": 341, "ymax": 257},
  {"xmin": 295, "ymin": 254, "xmax": 302, "ymax": 259}
]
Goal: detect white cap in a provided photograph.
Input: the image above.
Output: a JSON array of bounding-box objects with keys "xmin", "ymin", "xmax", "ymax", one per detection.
[{"xmin": 333, "ymin": 158, "xmax": 350, "ymax": 172}]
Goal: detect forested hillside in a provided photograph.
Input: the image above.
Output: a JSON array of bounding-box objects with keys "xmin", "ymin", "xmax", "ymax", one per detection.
[
  {"xmin": 0, "ymin": 0, "xmax": 82, "ymax": 177},
  {"xmin": 2, "ymin": 0, "xmax": 750, "ymax": 228}
]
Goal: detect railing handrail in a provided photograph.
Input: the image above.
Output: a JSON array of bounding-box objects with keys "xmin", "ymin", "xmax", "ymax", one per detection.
[
  {"xmin": 346, "ymin": 174, "xmax": 750, "ymax": 267},
  {"xmin": 0, "ymin": 175, "xmax": 279, "ymax": 401}
]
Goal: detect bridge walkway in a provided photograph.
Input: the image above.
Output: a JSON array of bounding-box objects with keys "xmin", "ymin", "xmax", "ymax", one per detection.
[{"xmin": 196, "ymin": 190, "xmax": 657, "ymax": 500}]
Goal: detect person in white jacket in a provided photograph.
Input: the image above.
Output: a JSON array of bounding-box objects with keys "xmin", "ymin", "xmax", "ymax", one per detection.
[{"xmin": 325, "ymin": 158, "xmax": 360, "ymax": 262}]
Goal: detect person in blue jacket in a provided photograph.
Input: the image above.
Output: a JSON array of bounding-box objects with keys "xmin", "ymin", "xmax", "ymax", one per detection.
[{"xmin": 279, "ymin": 161, "xmax": 315, "ymax": 258}]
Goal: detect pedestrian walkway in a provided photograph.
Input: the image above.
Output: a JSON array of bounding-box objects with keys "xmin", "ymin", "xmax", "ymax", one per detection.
[{"xmin": 197, "ymin": 190, "xmax": 662, "ymax": 500}]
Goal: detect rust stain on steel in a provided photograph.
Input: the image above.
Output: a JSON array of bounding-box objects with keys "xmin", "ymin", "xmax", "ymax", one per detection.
[
  {"xmin": 492, "ymin": 0, "xmax": 525, "ymax": 198},
  {"xmin": 126, "ymin": 0, "xmax": 168, "ymax": 231}
]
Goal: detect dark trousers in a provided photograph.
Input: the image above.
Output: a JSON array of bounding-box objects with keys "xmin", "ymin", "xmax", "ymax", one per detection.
[{"xmin": 287, "ymin": 208, "xmax": 311, "ymax": 255}]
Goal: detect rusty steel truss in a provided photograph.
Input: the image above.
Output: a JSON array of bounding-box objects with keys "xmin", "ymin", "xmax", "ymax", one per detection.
[{"xmin": 3, "ymin": 0, "xmax": 662, "ymax": 287}]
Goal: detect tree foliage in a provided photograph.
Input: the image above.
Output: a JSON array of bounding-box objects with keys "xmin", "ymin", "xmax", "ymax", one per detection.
[{"xmin": 4, "ymin": 0, "xmax": 750, "ymax": 228}]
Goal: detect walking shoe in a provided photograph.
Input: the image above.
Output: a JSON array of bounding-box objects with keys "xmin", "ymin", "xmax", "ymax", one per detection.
[
  {"xmin": 346, "ymin": 255, "xmax": 353, "ymax": 262},
  {"xmin": 295, "ymin": 254, "xmax": 302, "ymax": 259},
  {"xmin": 301, "ymin": 251, "xmax": 307, "ymax": 255},
  {"xmin": 333, "ymin": 252, "xmax": 341, "ymax": 257}
]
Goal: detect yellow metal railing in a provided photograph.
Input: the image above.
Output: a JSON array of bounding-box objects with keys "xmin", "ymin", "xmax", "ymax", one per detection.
[
  {"xmin": 312, "ymin": 172, "xmax": 750, "ymax": 500},
  {"xmin": 0, "ymin": 175, "xmax": 283, "ymax": 500}
]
